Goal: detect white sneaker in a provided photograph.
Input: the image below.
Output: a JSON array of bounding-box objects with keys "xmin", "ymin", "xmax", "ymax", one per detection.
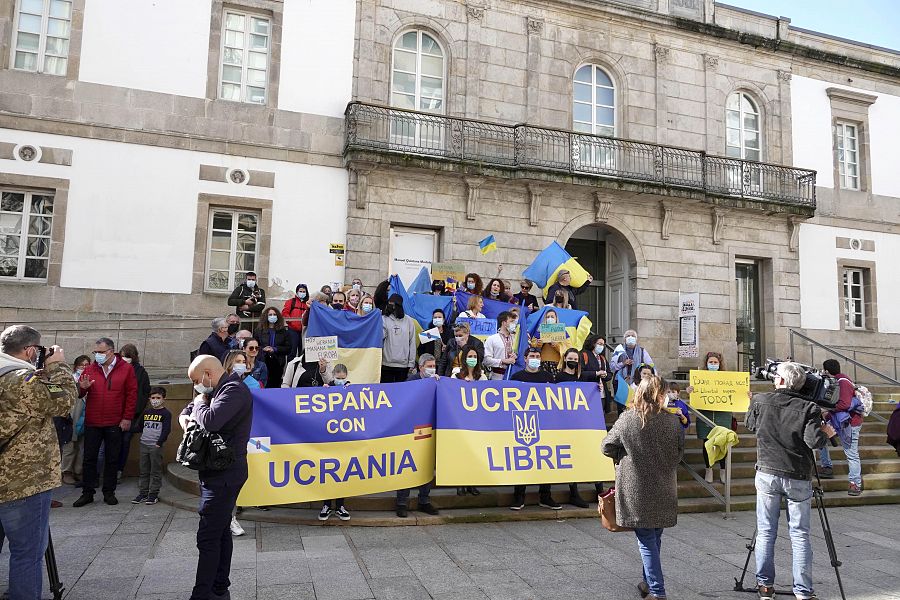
[
  {"xmin": 719, "ymin": 469, "xmax": 727, "ymax": 484},
  {"xmin": 704, "ymin": 468, "xmax": 714, "ymax": 483},
  {"xmin": 230, "ymin": 516, "xmax": 245, "ymax": 536}
]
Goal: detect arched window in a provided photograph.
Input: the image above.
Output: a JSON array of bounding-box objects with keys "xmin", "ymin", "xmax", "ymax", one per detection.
[
  {"xmin": 573, "ymin": 64, "xmax": 615, "ymax": 136},
  {"xmin": 725, "ymin": 92, "xmax": 760, "ymax": 161},
  {"xmin": 391, "ymin": 30, "xmax": 445, "ymax": 114}
]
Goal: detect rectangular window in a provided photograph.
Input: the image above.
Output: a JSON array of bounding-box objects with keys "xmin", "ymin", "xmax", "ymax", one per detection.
[
  {"xmin": 219, "ymin": 11, "xmax": 270, "ymax": 104},
  {"xmin": 206, "ymin": 209, "xmax": 259, "ymax": 292},
  {"xmin": 11, "ymin": 0, "xmax": 72, "ymax": 75},
  {"xmin": 0, "ymin": 189, "xmax": 53, "ymax": 281},
  {"xmin": 836, "ymin": 122, "xmax": 859, "ymax": 190},
  {"xmin": 842, "ymin": 267, "xmax": 865, "ymax": 329}
]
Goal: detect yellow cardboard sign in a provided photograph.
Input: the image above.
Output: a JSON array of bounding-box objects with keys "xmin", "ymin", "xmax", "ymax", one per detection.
[{"xmin": 689, "ymin": 370, "xmax": 751, "ymax": 412}]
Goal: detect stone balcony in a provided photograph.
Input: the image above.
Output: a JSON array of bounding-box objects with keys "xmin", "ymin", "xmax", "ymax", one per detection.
[{"xmin": 344, "ymin": 101, "xmax": 817, "ymax": 216}]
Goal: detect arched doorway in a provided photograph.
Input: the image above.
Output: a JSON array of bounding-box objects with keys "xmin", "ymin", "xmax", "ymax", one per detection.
[{"xmin": 563, "ymin": 224, "xmax": 637, "ymax": 345}]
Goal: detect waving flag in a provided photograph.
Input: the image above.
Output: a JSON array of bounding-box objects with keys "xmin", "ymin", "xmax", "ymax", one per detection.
[
  {"xmin": 389, "ymin": 274, "xmax": 453, "ymax": 334},
  {"xmin": 478, "ymin": 235, "xmax": 497, "ymax": 255},
  {"xmin": 511, "ymin": 305, "xmax": 592, "ymax": 375},
  {"xmin": 409, "ymin": 266, "xmax": 433, "ymax": 296},
  {"xmin": 305, "ymin": 302, "xmax": 383, "ymax": 383},
  {"xmin": 523, "ymin": 241, "xmax": 590, "ymax": 299}
]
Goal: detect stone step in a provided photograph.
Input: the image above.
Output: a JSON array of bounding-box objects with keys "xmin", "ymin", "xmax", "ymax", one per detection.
[
  {"xmin": 675, "ymin": 458, "xmax": 900, "ymax": 481},
  {"xmin": 682, "ymin": 432, "xmax": 887, "ymax": 450}
]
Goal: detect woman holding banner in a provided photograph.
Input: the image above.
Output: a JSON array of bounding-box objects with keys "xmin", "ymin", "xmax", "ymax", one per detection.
[
  {"xmin": 528, "ymin": 309, "xmax": 563, "ymax": 377},
  {"xmin": 602, "ymin": 375, "xmax": 683, "ymax": 600},
  {"xmin": 686, "ymin": 351, "xmax": 734, "ymax": 484},
  {"xmin": 555, "ymin": 349, "xmax": 591, "ymax": 508}
]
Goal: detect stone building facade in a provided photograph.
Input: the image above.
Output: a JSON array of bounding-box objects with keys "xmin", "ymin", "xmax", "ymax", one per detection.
[{"xmin": 344, "ymin": 0, "xmax": 900, "ymax": 376}]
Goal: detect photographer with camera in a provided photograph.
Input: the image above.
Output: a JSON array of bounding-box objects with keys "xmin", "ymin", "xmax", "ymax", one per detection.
[
  {"xmin": 0, "ymin": 325, "xmax": 76, "ymax": 600},
  {"xmin": 745, "ymin": 361, "xmax": 836, "ymax": 600}
]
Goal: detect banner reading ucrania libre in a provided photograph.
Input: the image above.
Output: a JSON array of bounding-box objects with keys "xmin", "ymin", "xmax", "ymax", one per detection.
[
  {"xmin": 435, "ymin": 379, "xmax": 615, "ymax": 486},
  {"xmin": 237, "ymin": 378, "xmax": 436, "ymax": 506}
]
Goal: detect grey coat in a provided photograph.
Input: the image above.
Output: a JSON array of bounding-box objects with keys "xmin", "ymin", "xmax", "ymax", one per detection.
[{"xmin": 601, "ymin": 409, "xmax": 684, "ymax": 529}]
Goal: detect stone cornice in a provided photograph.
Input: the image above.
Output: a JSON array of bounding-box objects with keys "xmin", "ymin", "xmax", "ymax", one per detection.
[{"xmin": 825, "ymin": 87, "xmax": 878, "ymax": 106}]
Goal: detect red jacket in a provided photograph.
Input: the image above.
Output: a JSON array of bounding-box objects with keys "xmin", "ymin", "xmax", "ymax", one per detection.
[
  {"xmin": 281, "ymin": 297, "xmax": 307, "ymax": 333},
  {"xmin": 80, "ymin": 355, "xmax": 138, "ymax": 427},
  {"xmin": 832, "ymin": 373, "xmax": 863, "ymax": 428}
]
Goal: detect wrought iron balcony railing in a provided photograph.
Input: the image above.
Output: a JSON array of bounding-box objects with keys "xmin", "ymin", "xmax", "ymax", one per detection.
[{"xmin": 344, "ymin": 102, "xmax": 817, "ymax": 209}]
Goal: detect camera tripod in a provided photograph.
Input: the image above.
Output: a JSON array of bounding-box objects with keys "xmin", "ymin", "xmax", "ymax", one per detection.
[
  {"xmin": 46, "ymin": 529, "xmax": 64, "ymax": 600},
  {"xmin": 733, "ymin": 464, "xmax": 846, "ymax": 600}
]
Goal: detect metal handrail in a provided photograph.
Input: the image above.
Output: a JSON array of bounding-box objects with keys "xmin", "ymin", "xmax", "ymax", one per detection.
[
  {"xmin": 789, "ymin": 329, "xmax": 894, "ymax": 424},
  {"xmin": 680, "ymin": 402, "xmax": 733, "ymax": 517},
  {"xmin": 345, "ymin": 101, "xmax": 817, "ymax": 208}
]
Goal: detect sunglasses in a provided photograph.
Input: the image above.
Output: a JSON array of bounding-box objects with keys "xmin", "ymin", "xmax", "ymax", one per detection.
[{"xmin": 245, "ymin": 346, "xmax": 259, "ymax": 351}]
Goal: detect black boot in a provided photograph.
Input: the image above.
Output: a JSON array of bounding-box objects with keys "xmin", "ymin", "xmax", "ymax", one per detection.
[
  {"xmin": 568, "ymin": 484, "xmax": 588, "ymax": 508},
  {"xmin": 594, "ymin": 482, "xmax": 605, "ymax": 498},
  {"xmin": 466, "ymin": 486, "xmax": 480, "ymax": 496},
  {"xmin": 456, "ymin": 487, "xmax": 467, "ymax": 496}
]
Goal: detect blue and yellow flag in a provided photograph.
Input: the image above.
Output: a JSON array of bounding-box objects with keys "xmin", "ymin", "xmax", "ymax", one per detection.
[
  {"xmin": 511, "ymin": 305, "xmax": 592, "ymax": 375},
  {"xmin": 523, "ymin": 241, "xmax": 590, "ymax": 299},
  {"xmin": 238, "ymin": 379, "xmax": 437, "ymax": 506},
  {"xmin": 478, "ymin": 235, "xmax": 497, "ymax": 255},
  {"xmin": 434, "ymin": 379, "xmax": 614, "ymax": 485},
  {"xmin": 388, "ymin": 274, "xmax": 454, "ymax": 336},
  {"xmin": 305, "ymin": 302, "xmax": 383, "ymax": 384}
]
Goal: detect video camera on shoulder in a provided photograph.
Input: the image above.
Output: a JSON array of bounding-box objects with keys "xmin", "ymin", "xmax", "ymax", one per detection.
[{"xmin": 752, "ymin": 358, "xmax": 839, "ymax": 410}]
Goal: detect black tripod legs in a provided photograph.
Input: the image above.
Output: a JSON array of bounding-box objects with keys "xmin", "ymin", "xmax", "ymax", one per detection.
[
  {"xmin": 45, "ymin": 529, "xmax": 64, "ymax": 600},
  {"xmin": 813, "ymin": 486, "xmax": 847, "ymax": 600}
]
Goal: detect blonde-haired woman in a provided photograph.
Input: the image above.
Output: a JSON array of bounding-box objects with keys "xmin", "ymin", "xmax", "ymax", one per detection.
[
  {"xmin": 357, "ymin": 294, "xmax": 377, "ymax": 316},
  {"xmin": 459, "ymin": 295, "xmax": 485, "ymax": 320},
  {"xmin": 602, "ymin": 375, "xmax": 684, "ymax": 600}
]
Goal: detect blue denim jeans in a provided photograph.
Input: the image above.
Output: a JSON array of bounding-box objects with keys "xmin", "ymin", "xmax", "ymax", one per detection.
[
  {"xmin": 755, "ymin": 472, "xmax": 814, "ymax": 598},
  {"xmin": 634, "ymin": 528, "xmax": 665, "ymax": 598},
  {"xmin": 819, "ymin": 425, "xmax": 861, "ymax": 485},
  {"xmin": 0, "ymin": 490, "xmax": 52, "ymax": 600}
]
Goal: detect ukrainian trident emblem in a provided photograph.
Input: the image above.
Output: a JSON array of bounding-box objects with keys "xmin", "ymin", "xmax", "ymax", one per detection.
[{"xmin": 512, "ymin": 410, "xmax": 540, "ymax": 447}]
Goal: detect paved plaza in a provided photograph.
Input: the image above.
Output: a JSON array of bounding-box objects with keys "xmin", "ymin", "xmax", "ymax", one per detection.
[{"xmin": 4, "ymin": 479, "xmax": 899, "ymax": 600}]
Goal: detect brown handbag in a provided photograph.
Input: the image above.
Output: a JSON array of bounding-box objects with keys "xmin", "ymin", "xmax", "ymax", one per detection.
[{"xmin": 598, "ymin": 487, "xmax": 633, "ymax": 532}]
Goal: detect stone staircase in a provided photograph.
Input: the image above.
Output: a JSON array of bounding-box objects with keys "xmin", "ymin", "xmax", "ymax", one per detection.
[{"xmin": 163, "ymin": 385, "xmax": 900, "ymax": 526}]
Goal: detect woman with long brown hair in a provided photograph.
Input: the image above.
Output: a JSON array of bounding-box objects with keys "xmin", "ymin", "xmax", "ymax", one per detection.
[
  {"xmin": 686, "ymin": 351, "xmax": 734, "ymax": 483},
  {"xmin": 602, "ymin": 375, "xmax": 684, "ymax": 600},
  {"xmin": 253, "ymin": 306, "xmax": 291, "ymax": 387}
]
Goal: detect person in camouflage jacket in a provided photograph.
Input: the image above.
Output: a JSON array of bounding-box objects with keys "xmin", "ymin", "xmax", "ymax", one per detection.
[{"xmin": 0, "ymin": 325, "xmax": 76, "ymax": 600}]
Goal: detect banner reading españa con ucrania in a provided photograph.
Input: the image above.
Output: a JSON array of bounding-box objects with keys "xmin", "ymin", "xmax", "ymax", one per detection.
[
  {"xmin": 237, "ymin": 379, "xmax": 436, "ymax": 506},
  {"xmin": 435, "ymin": 379, "xmax": 615, "ymax": 485}
]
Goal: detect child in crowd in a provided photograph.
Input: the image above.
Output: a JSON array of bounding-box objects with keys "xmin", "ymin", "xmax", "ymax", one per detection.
[
  {"xmin": 325, "ymin": 364, "xmax": 350, "ymax": 387},
  {"xmin": 665, "ymin": 381, "xmax": 691, "ymax": 429},
  {"xmin": 132, "ymin": 387, "xmax": 171, "ymax": 505},
  {"xmin": 320, "ymin": 364, "xmax": 352, "ymax": 521}
]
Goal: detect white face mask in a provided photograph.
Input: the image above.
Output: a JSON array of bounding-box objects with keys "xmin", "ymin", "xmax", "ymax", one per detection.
[
  {"xmin": 433, "ymin": 317, "xmax": 444, "ymax": 327},
  {"xmin": 509, "ymin": 322, "xmax": 518, "ymax": 333},
  {"xmin": 546, "ymin": 317, "xmax": 557, "ymax": 324},
  {"xmin": 246, "ymin": 280, "xmax": 256, "ymax": 288},
  {"xmin": 122, "ymin": 357, "xmax": 132, "ymax": 364},
  {"xmin": 424, "ymin": 367, "xmax": 436, "ymax": 377},
  {"xmin": 150, "ymin": 398, "xmax": 165, "ymax": 409},
  {"xmin": 455, "ymin": 336, "xmax": 465, "ymax": 345},
  {"xmin": 352, "ymin": 283, "xmax": 361, "ymax": 290},
  {"xmin": 232, "ymin": 363, "xmax": 247, "ymax": 375},
  {"xmin": 193, "ymin": 374, "xmax": 214, "ymax": 396},
  {"xmin": 333, "ymin": 378, "xmax": 347, "ymax": 386},
  {"xmin": 625, "ymin": 336, "xmax": 637, "ymax": 347},
  {"xmin": 594, "ymin": 344, "xmax": 604, "ymax": 355}
]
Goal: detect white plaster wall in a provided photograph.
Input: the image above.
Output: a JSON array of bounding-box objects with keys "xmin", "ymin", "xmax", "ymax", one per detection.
[
  {"xmin": 78, "ymin": 0, "xmax": 212, "ymax": 98},
  {"xmin": 278, "ymin": 0, "xmax": 356, "ymax": 117},
  {"xmin": 791, "ymin": 75, "xmax": 900, "ymax": 197},
  {"xmin": 0, "ymin": 128, "xmax": 348, "ymax": 295},
  {"xmin": 799, "ymin": 223, "xmax": 900, "ymax": 333}
]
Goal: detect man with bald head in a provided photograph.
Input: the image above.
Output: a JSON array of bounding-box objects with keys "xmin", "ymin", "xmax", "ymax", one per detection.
[{"xmin": 180, "ymin": 355, "xmax": 253, "ymax": 600}]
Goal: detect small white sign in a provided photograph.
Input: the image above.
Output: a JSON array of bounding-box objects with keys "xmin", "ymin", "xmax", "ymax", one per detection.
[
  {"xmin": 419, "ymin": 327, "xmax": 441, "ymax": 345},
  {"xmin": 305, "ymin": 336, "xmax": 339, "ymax": 361}
]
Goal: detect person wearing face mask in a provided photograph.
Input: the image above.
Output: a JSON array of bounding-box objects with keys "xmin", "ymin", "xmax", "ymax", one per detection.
[
  {"xmin": 381, "ymin": 294, "xmax": 418, "ymax": 383},
  {"xmin": 484, "ymin": 311, "xmax": 518, "ymax": 380},
  {"xmin": 344, "ymin": 288, "xmax": 363, "ymax": 313},
  {"xmin": 610, "ymin": 329, "xmax": 654, "ymax": 388},
  {"xmin": 320, "ymin": 284, "xmax": 333, "ymax": 301},
  {"xmin": 528, "ymin": 309, "xmax": 564, "ymax": 377},
  {"xmin": 350, "ymin": 278, "xmax": 364, "ymax": 293},
  {"xmin": 454, "ymin": 346, "xmax": 487, "ymax": 382},
  {"xmin": 482, "ymin": 278, "xmax": 511, "ymax": 303},
  {"xmin": 430, "ymin": 279, "xmax": 449, "ymax": 296},
  {"xmin": 225, "ymin": 313, "xmax": 243, "ymax": 350},
  {"xmin": 418, "ymin": 309, "xmax": 452, "ymax": 364},
  {"xmin": 510, "ymin": 347, "xmax": 561, "ymax": 510},
  {"xmin": 356, "ymin": 294, "xmax": 377, "ymax": 317},
  {"xmin": 0, "ymin": 326, "xmax": 76, "ymax": 600},
  {"xmin": 330, "ymin": 291, "xmax": 347, "ymax": 311},
  {"xmin": 224, "ymin": 349, "xmax": 261, "ymax": 390},
  {"xmin": 118, "ymin": 344, "xmax": 151, "ymax": 482},
  {"xmin": 463, "ymin": 272, "xmax": 484, "ymax": 295},
  {"xmin": 198, "ymin": 317, "xmax": 232, "ymax": 363},
  {"xmin": 61, "ymin": 355, "xmax": 90, "ymax": 485},
  {"xmin": 227, "ymin": 271, "xmax": 266, "ymax": 330},
  {"xmin": 180, "ymin": 355, "xmax": 253, "ymax": 600},
  {"xmin": 253, "ymin": 307, "xmax": 291, "ymax": 388},
  {"xmin": 685, "ymin": 351, "xmax": 734, "ymax": 484},
  {"xmin": 395, "ymin": 357, "xmax": 441, "ymax": 517},
  {"xmin": 131, "ymin": 387, "xmax": 171, "ymax": 506},
  {"xmin": 551, "ymin": 290, "xmax": 571, "ymax": 309},
  {"xmin": 282, "ymin": 284, "xmax": 310, "ymax": 358},
  {"xmin": 241, "ymin": 340, "xmax": 268, "ymax": 388},
  {"xmin": 544, "ymin": 269, "xmax": 593, "ymax": 311},
  {"xmin": 437, "ymin": 323, "xmax": 485, "ymax": 377},
  {"xmin": 74, "ymin": 338, "xmax": 137, "ymax": 508},
  {"xmin": 579, "ymin": 334, "xmax": 613, "ymax": 414},
  {"xmin": 554, "ymin": 348, "xmax": 591, "ymax": 508}
]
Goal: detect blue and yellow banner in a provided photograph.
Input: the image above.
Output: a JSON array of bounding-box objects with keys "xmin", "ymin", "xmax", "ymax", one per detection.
[
  {"xmin": 305, "ymin": 302, "xmax": 383, "ymax": 384},
  {"xmin": 238, "ymin": 379, "xmax": 437, "ymax": 506},
  {"xmin": 434, "ymin": 379, "xmax": 614, "ymax": 486}
]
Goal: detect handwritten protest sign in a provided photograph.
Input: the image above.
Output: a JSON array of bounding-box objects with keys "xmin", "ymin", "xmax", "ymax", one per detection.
[
  {"xmin": 304, "ymin": 336, "xmax": 339, "ymax": 362},
  {"xmin": 539, "ymin": 323, "xmax": 567, "ymax": 343},
  {"xmin": 456, "ymin": 317, "xmax": 497, "ymax": 337},
  {"xmin": 431, "ymin": 262, "xmax": 466, "ymax": 284},
  {"xmin": 689, "ymin": 370, "xmax": 751, "ymax": 412}
]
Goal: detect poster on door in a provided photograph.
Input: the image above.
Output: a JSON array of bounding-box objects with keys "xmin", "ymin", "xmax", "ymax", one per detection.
[
  {"xmin": 391, "ymin": 228, "xmax": 435, "ymax": 288},
  {"xmin": 678, "ymin": 291, "xmax": 699, "ymax": 358}
]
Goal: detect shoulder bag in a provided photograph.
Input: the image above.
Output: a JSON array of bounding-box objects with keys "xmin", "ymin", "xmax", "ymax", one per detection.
[{"xmin": 598, "ymin": 487, "xmax": 633, "ymax": 532}]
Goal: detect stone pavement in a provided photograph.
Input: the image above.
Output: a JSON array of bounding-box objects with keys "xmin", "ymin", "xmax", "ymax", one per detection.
[{"xmin": 3, "ymin": 479, "xmax": 899, "ymax": 600}]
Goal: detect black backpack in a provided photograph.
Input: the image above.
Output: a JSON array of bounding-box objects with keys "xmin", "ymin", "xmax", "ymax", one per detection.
[{"xmin": 176, "ymin": 423, "xmax": 235, "ymax": 471}]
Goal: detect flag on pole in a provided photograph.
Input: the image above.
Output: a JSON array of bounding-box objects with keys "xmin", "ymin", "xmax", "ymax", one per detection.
[
  {"xmin": 478, "ymin": 235, "xmax": 497, "ymax": 255},
  {"xmin": 523, "ymin": 241, "xmax": 590, "ymax": 299}
]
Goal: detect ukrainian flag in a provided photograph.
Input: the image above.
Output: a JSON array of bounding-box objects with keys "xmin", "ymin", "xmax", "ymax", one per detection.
[
  {"xmin": 478, "ymin": 235, "xmax": 497, "ymax": 255},
  {"xmin": 389, "ymin": 274, "xmax": 453, "ymax": 335},
  {"xmin": 305, "ymin": 302, "xmax": 383, "ymax": 384},
  {"xmin": 523, "ymin": 241, "xmax": 590, "ymax": 299},
  {"xmin": 511, "ymin": 305, "xmax": 593, "ymax": 375}
]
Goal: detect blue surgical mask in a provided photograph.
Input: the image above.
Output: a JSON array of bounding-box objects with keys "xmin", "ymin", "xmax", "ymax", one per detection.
[
  {"xmin": 625, "ymin": 336, "xmax": 637, "ymax": 347},
  {"xmin": 267, "ymin": 314, "xmax": 277, "ymax": 324},
  {"xmin": 193, "ymin": 374, "xmax": 214, "ymax": 396},
  {"xmin": 232, "ymin": 363, "xmax": 247, "ymax": 375},
  {"xmin": 362, "ymin": 304, "xmax": 374, "ymax": 313},
  {"xmin": 94, "ymin": 352, "xmax": 108, "ymax": 365},
  {"xmin": 466, "ymin": 282, "xmax": 475, "ymax": 290},
  {"xmin": 527, "ymin": 358, "xmax": 541, "ymax": 370},
  {"xmin": 594, "ymin": 344, "xmax": 604, "ymax": 355},
  {"xmin": 433, "ymin": 317, "xmax": 444, "ymax": 327},
  {"xmin": 707, "ymin": 363, "xmax": 720, "ymax": 371},
  {"xmin": 297, "ymin": 291, "xmax": 307, "ymax": 300},
  {"xmin": 333, "ymin": 378, "xmax": 347, "ymax": 386}
]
